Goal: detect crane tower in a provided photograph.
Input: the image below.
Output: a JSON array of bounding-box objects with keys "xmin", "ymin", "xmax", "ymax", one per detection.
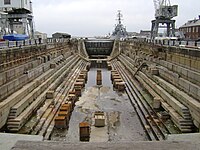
[
  {"xmin": 151, "ymin": 0, "xmax": 178, "ymax": 40},
  {"xmin": 0, "ymin": 0, "xmax": 34, "ymax": 38}
]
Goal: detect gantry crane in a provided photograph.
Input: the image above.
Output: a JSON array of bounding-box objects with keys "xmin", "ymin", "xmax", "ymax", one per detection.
[
  {"xmin": 151, "ymin": 0, "xmax": 178, "ymax": 40},
  {"xmin": 0, "ymin": 0, "xmax": 34, "ymax": 38}
]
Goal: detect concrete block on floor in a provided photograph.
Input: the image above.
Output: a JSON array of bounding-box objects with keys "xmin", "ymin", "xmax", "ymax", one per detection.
[{"xmin": 94, "ymin": 115, "xmax": 105, "ymax": 127}]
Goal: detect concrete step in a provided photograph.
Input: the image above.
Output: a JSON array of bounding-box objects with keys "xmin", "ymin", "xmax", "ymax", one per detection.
[
  {"xmin": 6, "ymin": 55, "xmax": 81, "ymax": 132},
  {"xmin": 119, "ymin": 54, "xmax": 195, "ymax": 133}
]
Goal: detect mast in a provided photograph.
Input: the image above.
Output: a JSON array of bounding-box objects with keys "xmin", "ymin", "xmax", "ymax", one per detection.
[{"xmin": 117, "ymin": 10, "xmax": 123, "ymax": 24}]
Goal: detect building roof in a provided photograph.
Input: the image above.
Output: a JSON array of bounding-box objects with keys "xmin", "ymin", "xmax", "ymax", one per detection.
[
  {"xmin": 180, "ymin": 18, "xmax": 200, "ymax": 28},
  {"xmin": 52, "ymin": 32, "xmax": 71, "ymax": 36}
]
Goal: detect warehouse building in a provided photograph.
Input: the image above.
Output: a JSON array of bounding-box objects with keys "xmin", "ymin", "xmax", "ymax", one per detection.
[
  {"xmin": 179, "ymin": 15, "xmax": 200, "ymax": 41},
  {"xmin": 52, "ymin": 32, "xmax": 71, "ymax": 39}
]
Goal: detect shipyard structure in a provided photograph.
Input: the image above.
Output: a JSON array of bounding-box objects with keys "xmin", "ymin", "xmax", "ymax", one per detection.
[
  {"xmin": 0, "ymin": 36, "xmax": 200, "ymax": 149},
  {"xmin": 0, "ymin": 0, "xmax": 200, "ymax": 150}
]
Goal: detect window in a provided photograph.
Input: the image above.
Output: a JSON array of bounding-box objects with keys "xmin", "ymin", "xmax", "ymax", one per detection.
[
  {"xmin": 196, "ymin": 27, "xmax": 198, "ymax": 33},
  {"xmin": 189, "ymin": 28, "xmax": 191, "ymax": 33},
  {"xmin": 4, "ymin": 0, "xmax": 11, "ymax": 5}
]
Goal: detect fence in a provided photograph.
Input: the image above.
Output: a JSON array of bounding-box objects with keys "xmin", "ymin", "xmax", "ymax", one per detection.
[
  {"xmin": 146, "ymin": 38, "xmax": 200, "ymax": 48},
  {"xmin": 0, "ymin": 38, "xmax": 70, "ymax": 49}
]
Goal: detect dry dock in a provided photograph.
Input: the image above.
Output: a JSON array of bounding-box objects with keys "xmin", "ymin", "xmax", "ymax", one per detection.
[{"xmin": 0, "ymin": 38, "xmax": 200, "ymax": 149}]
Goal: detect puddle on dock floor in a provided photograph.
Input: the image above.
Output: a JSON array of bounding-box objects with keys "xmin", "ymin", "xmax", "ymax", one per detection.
[{"xmin": 51, "ymin": 66, "xmax": 147, "ymax": 142}]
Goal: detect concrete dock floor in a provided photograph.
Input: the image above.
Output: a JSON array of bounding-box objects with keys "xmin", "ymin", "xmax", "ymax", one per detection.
[
  {"xmin": 0, "ymin": 133, "xmax": 43, "ymax": 150},
  {"xmin": 11, "ymin": 140, "xmax": 200, "ymax": 150},
  {"xmin": 51, "ymin": 68, "xmax": 146, "ymax": 142}
]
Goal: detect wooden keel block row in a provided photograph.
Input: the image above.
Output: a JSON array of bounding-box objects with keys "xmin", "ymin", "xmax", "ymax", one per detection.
[
  {"xmin": 96, "ymin": 76, "xmax": 102, "ymax": 85},
  {"xmin": 58, "ymin": 111, "xmax": 70, "ymax": 123},
  {"xmin": 79, "ymin": 122, "xmax": 90, "ymax": 142},
  {"xmin": 96, "ymin": 80, "xmax": 102, "ymax": 86},
  {"xmin": 96, "ymin": 70, "xmax": 102, "ymax": 85},
  {"xmin": 113, "ymin": 78, "xmax": 123, "ymax": 88},
  {"xmin": 107, "ymin": 62, "xmax": 112, "ymax": 70},
  {"xmin": 60, "ymin": 106, "xmax": 69, "ymax": 113},
  {"xmin": 111, "ymin": 73, "xmax": 120, "ymax": 82},
  {"xmin": 74, "ymin": 82, "xmax": 84, "ymax": 89},
  {"xmin": 66, "ymin": 101, "xmax": 73, "ymax": 112},
  {"xmin": 97, "ymin": 69, "xmax": 102, "ymax": 73},
  {"xmin": 68, "ymin": 93, "xmax": 77, "ymax": 104},
  {"xmin": 111, "ymin": 70, "xmax": 118, "ymax": 73},
  {"xmin": 117, "ymin": 82, "xmax": 126, "ymax": 92},
  {"xmin": 107, "ymin": 65, "xmax": 112, "ymax": 70},
  {"xmin": 54, "ymin": 116, "xmax": 67, "ymax": 129},
  {"xmin": 78, "ymin": 73, "xmax": 85, "ymax": 79},
  {"xmin": 96, "ymin": 74, "xmax": 102, "ymax": 78},
  {"xmin": 74, "ymin": 86, "xmax": 82, "ymax": 97},
  {"xmin": 58, "ymin": 111, "xmax": 69, "ymax": 117},
  {"xmin": 68, "ymin": 94, "xmax": 76, "ymax": 103},
  {"xmin": 110, "ymin": 70, "xmax": 118, "ymax": 79},
  {"xmin": 62, "ymin": 103, "xmax": 71, "ymax": 112},
  {"xmin": 69, "ymin": 90, "xmax": 76, "ymax": 95},
  {"xmin": 76, "ymin": 79, "xmax": 85, "ymax": 86},
  {"xmin": 81, "ymin": 70, "xmax": 88, "ymax": 79}
]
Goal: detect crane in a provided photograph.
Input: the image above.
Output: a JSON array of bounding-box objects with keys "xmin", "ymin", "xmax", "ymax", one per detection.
[
  {"xmin": 151, "ymin": 0, "xmax": 178, "ymax": 40},
  {"xmin": 0, "ymin": 0, "xmax": 34, "ymax": 39}
]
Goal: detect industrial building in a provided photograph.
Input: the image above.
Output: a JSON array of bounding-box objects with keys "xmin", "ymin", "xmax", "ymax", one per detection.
[
  {"xmin": 34, "ymin": 31, "xmax": 47, "ymax": 40},
  {"xmin": 179, "ymin": 16, "xmax": 200, "ymax": 41},
  {"xmin": 52, "ymin": 32, "xmax": 71, "ymax": 39}
]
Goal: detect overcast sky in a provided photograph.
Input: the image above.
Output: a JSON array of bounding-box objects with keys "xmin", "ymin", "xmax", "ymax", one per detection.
[{"xmin": 32, "ymin": 0, "xmax": 199, "ymax": 37}]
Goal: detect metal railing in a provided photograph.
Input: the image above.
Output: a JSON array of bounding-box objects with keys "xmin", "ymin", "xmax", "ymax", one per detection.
[
  {"xmin": 0, "ymin": 38, "xmax": 71, "ymax": 49},
  {"xmin": 146, "ymin": 39, "xmax": 200, "ymax": 48}
]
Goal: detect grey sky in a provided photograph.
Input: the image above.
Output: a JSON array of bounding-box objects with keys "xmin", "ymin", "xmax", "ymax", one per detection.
[{"xmin": 33, "ymin": 0, "xmax": 200, "ymax": 37}]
